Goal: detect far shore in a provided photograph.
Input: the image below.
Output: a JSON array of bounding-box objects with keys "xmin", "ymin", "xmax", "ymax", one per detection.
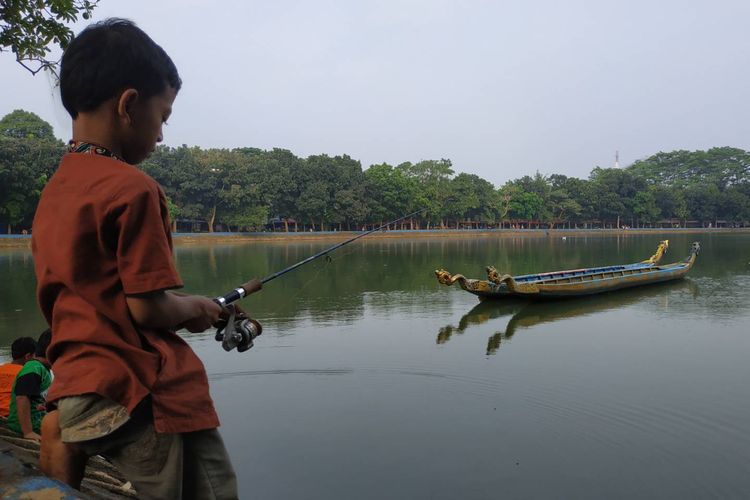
[{"xmin": 1, "ymin": 227, "xmax": 748, "ymax": 249}]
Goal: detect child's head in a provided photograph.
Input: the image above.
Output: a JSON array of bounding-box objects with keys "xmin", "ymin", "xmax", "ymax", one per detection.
[
  {"xmin": 35, "ymin": 329, "xmax": 52, "ymax": 360},
  {"xmin": 10, "ymin": 337, "xmax": 36, "ymax": 362},
  {"xmin": 60, "ymin": 18, "xmax": 181, "ymax": 164}
]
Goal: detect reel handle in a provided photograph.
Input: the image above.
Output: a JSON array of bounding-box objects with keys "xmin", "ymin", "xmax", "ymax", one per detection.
[{"xmin": 212, "ymin": 303, "xmax": 263, "ymax": 352}]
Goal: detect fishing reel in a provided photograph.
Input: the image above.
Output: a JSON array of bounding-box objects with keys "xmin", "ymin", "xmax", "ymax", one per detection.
[{"xmin": 214, "ymin": 304, "xmax": 262, "ymax": 352}]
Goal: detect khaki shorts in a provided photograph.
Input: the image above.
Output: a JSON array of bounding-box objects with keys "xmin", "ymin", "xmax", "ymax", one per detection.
[{"xmin": 58, "ymin": 394, "xmax": 238, "ymax": 500}]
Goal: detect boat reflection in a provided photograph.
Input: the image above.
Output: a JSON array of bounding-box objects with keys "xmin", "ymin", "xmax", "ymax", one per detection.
[
  {"xmin": 438, "ymin": 279, "xmax": 699, "ymax": 355},
  {"xmin": 437, "ymin": 298, "xmax": 528, "ymax": 346}
]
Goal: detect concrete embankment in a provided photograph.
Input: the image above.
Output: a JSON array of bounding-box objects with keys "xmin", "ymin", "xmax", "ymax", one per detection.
[
  {"xmin": 0, "ymin": 418, "xmax": 136, "ymax": 498},
  {"xmin": 2, "ymin": 227, "xmax": 748, "ymax": 249}
]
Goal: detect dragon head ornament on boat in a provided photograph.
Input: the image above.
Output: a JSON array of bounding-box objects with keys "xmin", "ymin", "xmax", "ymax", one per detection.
[
  {"xmin": 641, "ymin": 240, "xmax": 669, "ymax": 265},
  {"xmin": 486, "ymin": 266, "xmax": 513, "ymax": 285},
  {"xmin": 435, "ymin": 269, "xmax": 463, "ymax": 286}
]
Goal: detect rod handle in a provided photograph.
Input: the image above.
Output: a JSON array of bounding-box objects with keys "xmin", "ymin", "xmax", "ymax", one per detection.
[
  {"xmin": 214, "ymin": 279, "xmax": 263, "ymax": 306},
  {"xmin": 241, "ymin": 278, "xmax": 263, "ymax": 295}
]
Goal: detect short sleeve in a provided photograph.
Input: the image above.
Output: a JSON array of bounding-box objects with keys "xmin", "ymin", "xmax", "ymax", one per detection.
[
  {"xmin": 114, "ymin": 181, "xmax": 183, "ymax": 295},
  {"xmin": 14, "ymin": 372, "xmax": 42, "ymax": 397}
]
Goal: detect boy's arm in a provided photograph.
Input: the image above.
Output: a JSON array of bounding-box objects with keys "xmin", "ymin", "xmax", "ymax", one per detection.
[
  {"xmin": 14, "ymin": 371, "xmax": 42, "ymax": 440},
  {"xmin": 126, "ymin": 291, "xmax": 223, "ymax": 332},
  {"xmin": 16, "ymin": 396, "xmax": 40, "ymax": 440},
  {"xmin": 114, "ymin": 184, "xmax": 223, "ymax": 332}
]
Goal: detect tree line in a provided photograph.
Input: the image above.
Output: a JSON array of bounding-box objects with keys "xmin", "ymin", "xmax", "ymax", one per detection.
[{"xmin": 1, "ymin": 109, "xmax": 749, "ymax": 234}]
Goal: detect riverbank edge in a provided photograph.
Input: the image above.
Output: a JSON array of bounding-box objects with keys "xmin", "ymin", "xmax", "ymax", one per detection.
[{"xmin": 1, "ymin": 227, "xmax": 748, "ymax": 248}]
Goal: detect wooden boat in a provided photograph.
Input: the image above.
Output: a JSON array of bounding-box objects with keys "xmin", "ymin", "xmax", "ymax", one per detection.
[{"xmin": 435, "ymin": 240, "xmax": 700, "ymax": 300}]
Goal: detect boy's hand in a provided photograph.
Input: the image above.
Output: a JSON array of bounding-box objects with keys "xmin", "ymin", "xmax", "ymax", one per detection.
[
  {"xmin": 181, "ymin": 296, "xmax": 223, "ymax": 333},
  {"xmin": 221, "ymin": 303, "xmax": 249, "ymax": 320}
]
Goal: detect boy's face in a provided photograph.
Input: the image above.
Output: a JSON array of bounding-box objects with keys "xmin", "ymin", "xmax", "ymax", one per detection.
[{"xmin": 122, "ymin": 85, "xmax": 177, "ymax": 165}]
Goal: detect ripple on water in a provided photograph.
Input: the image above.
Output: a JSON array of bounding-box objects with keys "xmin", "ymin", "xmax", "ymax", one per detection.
[{"xmin": 209, "ymin": 368, "xmax": 353, "ymax": 381}]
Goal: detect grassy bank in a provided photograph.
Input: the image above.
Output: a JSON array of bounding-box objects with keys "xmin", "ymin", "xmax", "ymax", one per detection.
[{"xmin": 3, "ymin": 227, "xmax": 748, "ymax": 249}]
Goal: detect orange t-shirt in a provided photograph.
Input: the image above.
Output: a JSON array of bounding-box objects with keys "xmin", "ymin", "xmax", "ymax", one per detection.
[
  {"xmin": 0, "ymin": 363, "xmax": 23, "ymax": 417},
  {"xmin": 32, "ymin": 153, "xmax": 219, "ymax": 434}
]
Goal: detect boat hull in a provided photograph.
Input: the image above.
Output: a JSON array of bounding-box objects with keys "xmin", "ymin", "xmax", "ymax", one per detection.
[
  {"xmin": 435, "ymin": 241, "xmax": 700, "ymax": 301},
  {"xmin": 477, "ymin": 263, "xmax": 691, "ymax": 299}
]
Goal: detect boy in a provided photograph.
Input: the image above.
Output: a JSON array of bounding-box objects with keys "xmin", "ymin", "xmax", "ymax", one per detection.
[
  {"xmin": 6, "ymin": 330, "xmax": 51, "ymax": 439},
  {"xmin": 32, "ymin": 18, "xmax": 237, "ymax": 499},
  {"xmin": 0, "ymin": 336, "xmax": 37, "ymax": 417}
]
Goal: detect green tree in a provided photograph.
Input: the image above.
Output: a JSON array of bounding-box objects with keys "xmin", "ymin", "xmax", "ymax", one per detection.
[
  {"xmin": 548, "ymin": 189, "xmax": 581, "ymax": 227},
  {"xmin": 0, "ymin": 136, "xmax": 63, "ymax": 233},
  {"xmin": 684, "ymin": 184, "xmax": 721, "ymax": 224},
  {"xmin": 398, "ymin": 159, "xmax": 454, "ymax": 228},
  {"xmin": 0, "ymin": 110, "xmax": 63, "ymax": 233},
  {"xmin": 4, "ymin": 111, "xmax": 747, "ymax": 233},
  {"xmin": 325, "ymin": 155, "xmax": 367, "ymax": 230},
  {"xmin": 471, "ymin": 176, "xmax": 501, "ymax": 224},
  {"xmin": 298, "ymin": 154, "xmax": 366, "ymax": 231},
  {"xmin": 243, "ymin": 148, "xmax": 303, "ymax": 231},
  {"xmin": 514, "ymin": 172, "xmax": 550, "ymax": 200},
  {"xmin": 164, "ymin": 195, "xmax": 180, "ymax": 226},
  {"xmin": 443, "ymin": 173, "xmax": 498, "ymax": 227},
  {"xmin": 589, "ymin": 167, "xmax": 645, "ymax": 227},
  {"xmin": 505, "ymin": 173, "xmax": 553, "ymax": 225},
  {"xmin": 142, "ymin": 145, "xmax": 206, "ymax": 228},
  {"xmin": 223, "ymin": 204, "xmax": 269, "ymax": 231},
  {"xmin": 549, "ymin": 174, "xmax": 593, "ymax": 224},
  {"xmin": 0, "ymin": 110, "xmax": 55, "ymax": 140},
  {"xmin": 297, "ymin": 180, "xmax": 328, "ymax": 230},
  {"xmin": 632, "ymin": 188, "xmax": 661, "ymax": 227},
  {"xmin": 444, "ymin": 173, "xmax": 481, "ymax": 227},
  {"xmin": 332, "ymin": 188, "xmax": 368, "ymax": 230},
  {"xmin": 719, "ymin": 187, "xmax": 750, "ymax": 223},
  {"xmin": 498, "ymin": 183, "xmax": 518, "ymax": 224},
  {"xmin": 1, "ymin": 0, "xmax": 99, "ymax": 75},
  {"xmin": 364, "ymin": 163, "xmax": 422, "ymax": 228},
  {"xmin": 509, "ymin": 191, "xmax": 545, "ymax": 221},
  {"xmin": 629, "ymin": 147, "xmax": 750, "ymax": 189},
  {"xmin": 653, "ymin": 186, "xmax": 688, "ymax": 225},
  {"xmin": 674, "ymin": 192, "xmax": 689, "ymax": 223}
]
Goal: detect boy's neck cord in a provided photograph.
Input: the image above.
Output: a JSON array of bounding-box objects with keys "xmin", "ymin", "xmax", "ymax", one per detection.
[{"xmin": 68, "ymin": 140, "xmax": 124, "ymax": 162}]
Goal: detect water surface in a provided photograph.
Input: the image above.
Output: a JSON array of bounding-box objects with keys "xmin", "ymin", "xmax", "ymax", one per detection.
[{"xmin": 1, "ymin": 232, "xmax": 749, "ymax": 499}]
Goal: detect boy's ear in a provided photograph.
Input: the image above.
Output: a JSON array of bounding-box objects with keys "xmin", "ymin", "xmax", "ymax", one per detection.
[{"xmin": 116, "ymin": 88, "xmax": 140, "ymax": 124}]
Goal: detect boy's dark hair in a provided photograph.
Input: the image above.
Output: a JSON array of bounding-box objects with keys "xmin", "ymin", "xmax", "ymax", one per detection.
[
  {"xmin": 35, "ymin": 329, "xmax": 52, "ymax": 358},
  {"xmin": 11, "ymin": 337, "xmax": 36, "ymax": 360},
  {"xmin": 60, "ymin": 18, "xmax": 182, "ymax": 119}
]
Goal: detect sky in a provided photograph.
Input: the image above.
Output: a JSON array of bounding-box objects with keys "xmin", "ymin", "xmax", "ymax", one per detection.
[{"xmin": 2, "ymin": 0, "xmax": 750, "ymax": 185}]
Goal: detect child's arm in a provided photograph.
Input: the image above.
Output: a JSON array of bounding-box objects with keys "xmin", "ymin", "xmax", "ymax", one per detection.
[
  {"xmin": 126, "ymin": 291, "xmax": 222, "ymax": 332},
  {"xmin": 16, "ymin": 395, "xmax": 41, "ymax": 440},
  {"xmin": 13, "ymin": 368, "xmax": 44, "ymax": 440}
]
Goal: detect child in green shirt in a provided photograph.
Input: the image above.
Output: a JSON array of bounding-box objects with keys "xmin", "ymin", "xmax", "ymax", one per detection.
[{"xmin": 7, "ymin": 329, "xmax": 52, "ymax": 440}]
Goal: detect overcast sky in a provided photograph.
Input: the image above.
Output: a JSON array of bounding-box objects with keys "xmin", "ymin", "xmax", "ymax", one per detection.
[{"xmin": 2, "ymin": 0, "xmax": 749, "ymax": 185}]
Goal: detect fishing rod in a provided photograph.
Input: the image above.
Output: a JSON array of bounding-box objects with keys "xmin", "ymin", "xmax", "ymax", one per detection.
[{"xmin": 213, "ymin": 208, "xmax": 427, "ymax": 352}]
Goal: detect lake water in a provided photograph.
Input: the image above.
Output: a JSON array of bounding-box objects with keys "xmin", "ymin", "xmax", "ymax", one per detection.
[{"xmin": 1, "ymin": 232, "xmax": 749, "ymax": 499}]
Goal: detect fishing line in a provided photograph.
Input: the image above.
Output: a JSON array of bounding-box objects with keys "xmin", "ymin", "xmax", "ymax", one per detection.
[
  {"xmin": 212, "ymin": 208, "xmax": 427, "ymax": 352},
  {"xmin": 284, "ymin": 237, "xmax": 365, "ymax": 300},
  {"xmin": 214, "ymin": 208, "xmax": 427, "ymax": 307}
]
